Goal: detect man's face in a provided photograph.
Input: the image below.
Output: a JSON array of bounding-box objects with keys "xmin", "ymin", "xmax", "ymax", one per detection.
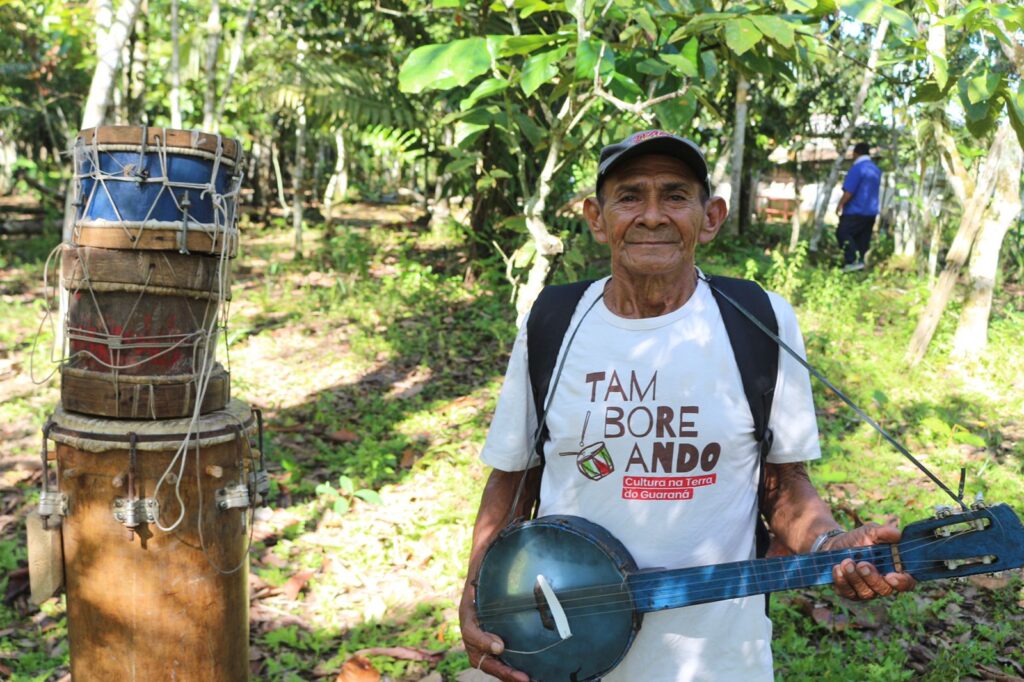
[{"xmin": 583, "ymin": 154, "xmax": 726, "ymax": 281}]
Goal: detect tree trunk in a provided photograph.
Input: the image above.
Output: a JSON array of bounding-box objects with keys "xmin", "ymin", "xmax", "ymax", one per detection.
[
  {"xmin": 710, "ymin": 138, "xmax": 730, "ymax": 190},
  {"xmin": 81, "ymin": 0, "xmax": 144, "ymax": 129},
  {"xmin": 724, "ymin": 74, "xmax": 748, "ymax": 236},
  {"xmin": 212, "ymin": 0, "xmax": 256, "ymax": 132},
  {"xmin": 515, "ymin": 131, "xmax": 565, "ymax": 323},
  {"xmin": 272, "ymin": 141, "xmax": 290, "ymax": 218},
  {"xmin": 201, "ymin": 0, "xmax": 222, "ymax": 132},
  {"xmin": 906, "ymin": 122, "xmax": 1014, "ymax": 365},
  {"xmin": 169, "ymin": 0, "xmax": 182, "ymax": 128},
  {"xmin": 96, "ymin": 0, "xmax": 113, "ymax": 44},
  {"xmin": 926, "ymin": 213, "xmax": 942, "ymax": 286},
  {"xmin": 323, "ymin": 129, "xmax": 348, "ymax": 227},
  {"xmin": 127, "ymin": 9, "xmax": 147, "ymax": 125},
  {"xmin": 788, "ymin": 153, "xmax": 802, "ymax": 252},
  {"xmin": 292, "ymin": 103, "xmax": 308, "ymax": 258},
  {"xmin": 808, "ymin": 19, "xmax": 890, "ymax": 251},
  {"xmin": 950, "ymin": 129, "xmax": 1023, "ymax": 359}
]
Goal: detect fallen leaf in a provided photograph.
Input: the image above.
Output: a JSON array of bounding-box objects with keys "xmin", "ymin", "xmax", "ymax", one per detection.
[
  {"xmin": 325, "ymin": 429, "xmax": 360, "ymax": 443},
  {"xmin": 281, "ymin": 569, "xmax": 316, "ymax": 601},
  {"xmin": 975, "ymin": 663, "xmax": 1024, "ymax": 682},
  {"xmin": 399, "ymin": 448, "xmax": 419, "ymax": 468},
  {"xmin": 969, "ymin": 573, "xmax": 1012, "ymax": 590},
  {"xmin": 810, "ymin": 604, "xmax": 849, "ymax": 631},
  {"xmin": 354, "ymin": 646, "xmax": 445, "ymax": 663},
  {"xmin": 335, "ymin": 654, "xmax": 380, "ymax": 682}
]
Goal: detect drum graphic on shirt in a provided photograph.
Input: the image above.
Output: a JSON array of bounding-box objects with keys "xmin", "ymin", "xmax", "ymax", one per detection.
[{"xmin": 559, "ymin": 411, "xmax": 614, "ymax": 481}]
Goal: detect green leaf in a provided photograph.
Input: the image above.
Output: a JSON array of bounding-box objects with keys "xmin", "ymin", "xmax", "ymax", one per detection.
[
  {"xmin": 518, "ymin": 0, "xmax": 557, "ymax": 18},
  {"xmin": 967, "ymin": 69, "xmax": 1001, "ymax": 105},
  {"xmin": 749, "ymin": 15, "xmax": 795, "ymax": 48},
  {"xmin": 931, "ymin": 54, "xmax": 948, "ymax": 90},
  {"xmin": 784, "ymin": 0, "xmax": 817, "ymax": 10},
  {"xmin": 1005, "ymin": 88, "xmax": 1024, "ymax": 150},
  {"xmin": 433, "ymin": 0, "xmax": 463, "ymax": 7},
  {"xmin": 881, "ymin": 4, "xmax": 917, "ymax": 35},
  {"xmin": 634, "ymin": 8, "xmax": 658, "ymax": 39},
  {"xmin": 500, "ymin": 33, "xmax": 564, "ymax": 56},
  {"xmin": 575, "ymin": 39, "xmax": 615, "ymax": 81},
  {"xmin": 723, "ymin": 17, "xmax": 763, "ymax": 56},
  {"xmin": 660, "ymin": 51, "xmax": 698, "ymax": 78},
  {"xmin": 398, "ymin": 38, "xmax": 491, "ymax": 93},
  {"xmin": 354, "ymin": 489, "xmax": 384, "ymax": 505},
  {"xmin": 911, "ymin": 80, "xmax": 945, "ymax": 103},
  {"xmin": 840, "ymin": 0, "xmax": 882, "ymax": 24},
  {"xmin": 333, "ymin": 497, "xmax": 351, "ymax": 515},
  {"xmin": 514, "ymin": 112, "xmax": 545, "ymax": 147},
  {"xmin": 636, "ymin": 58, "xmax": 671, "ymax": 76},
  {"xmin": 314, "ymin": 482, "xmax": 334, "ymax": 497},
  {"xmin": 337, "ymin": 475, "xmax": 355, "ymax": 495},
  {"xmin": 520, "ymin": 47, "xmax": 566, "ymax": 96},
  {"xmin": 701, "ymin": 51, "xmax": 718, "ymax": 80},
  {"xmin": 443, "ymin": 153, "xmax": 481, "ymax": 175},
  {"xmin": 460, "ymin": 77, "xmax": 511, "ymax": 111},
  {"xmin": 652, "ymin": 88, "xmax": 699, "ymax": 131}
]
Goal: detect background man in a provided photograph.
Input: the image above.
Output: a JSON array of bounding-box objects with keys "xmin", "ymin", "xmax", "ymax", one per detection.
[
  {"xmin": 460, "ymin": 131, "xmax": 913, "ymax": 682},
  {"xmin": 836, "ymin": 142, "xmax": 883, "ymax": 272}
]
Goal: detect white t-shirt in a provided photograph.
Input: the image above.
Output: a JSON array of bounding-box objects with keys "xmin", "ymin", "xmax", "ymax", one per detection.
[{"xmin": 480, "ymin": 276, "xmax": 821, "ymax": 681}]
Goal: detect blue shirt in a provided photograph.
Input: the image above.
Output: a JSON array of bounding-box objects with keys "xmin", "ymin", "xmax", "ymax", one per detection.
[{"xmin": 842, "ymin": 156, "xmax": 882, "ymax": 216}]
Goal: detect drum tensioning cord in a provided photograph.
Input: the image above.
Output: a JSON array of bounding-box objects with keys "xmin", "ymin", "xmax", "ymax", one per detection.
[
  {"xmin": 512, "ymin": 275, "xmax": 970, "ymax": 522},
  {"xmin": 699, "ymin": 272, "xmax": 969, "ymax": 511}
]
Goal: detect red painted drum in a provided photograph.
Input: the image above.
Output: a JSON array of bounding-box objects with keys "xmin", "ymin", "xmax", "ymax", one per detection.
[
  {"xmin": 60, "ymin": 244, "xmax": 229, "ymax": 419},
  {"xmin": 48, "ymin": 400, "xmax": 256, "ymax": 682}
]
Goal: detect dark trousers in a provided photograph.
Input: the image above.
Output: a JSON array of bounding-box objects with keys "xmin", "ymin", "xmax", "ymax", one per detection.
[{"xmin": 836, "ymin": 214, "xmax": 876, "ymax": 265}]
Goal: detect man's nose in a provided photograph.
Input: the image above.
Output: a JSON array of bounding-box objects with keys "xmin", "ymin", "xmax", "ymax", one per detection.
[{"xmin": 637, "ymin": 197, "xmax": 667, "ymax": 228}]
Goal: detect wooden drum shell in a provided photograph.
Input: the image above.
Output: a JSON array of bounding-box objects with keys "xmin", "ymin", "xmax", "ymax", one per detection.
[
  {"xmin": 51, "ymin": 402, "xmax": 253, "ymax": 682},
  {"xmin": 61, "ymin": 245, "xmax": 229, "ymax": 419}
]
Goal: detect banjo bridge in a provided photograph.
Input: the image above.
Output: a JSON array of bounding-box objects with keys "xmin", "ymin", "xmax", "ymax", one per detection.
[{"xmin": 533, "ymin": 574, "xmax": 572, "ymax": 640}]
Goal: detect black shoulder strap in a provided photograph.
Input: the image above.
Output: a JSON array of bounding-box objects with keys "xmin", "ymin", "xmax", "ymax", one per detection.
[
  {"xmin": 706, "ymin": 274, "xmax": 779, "ymax": 567},
  {"xmin": 526, "ymin": 280, "xmax": 596, "ymax": 459},
  {"xmin": 706, "ymin": 275, "xmax": 779, "ymax": 444}
]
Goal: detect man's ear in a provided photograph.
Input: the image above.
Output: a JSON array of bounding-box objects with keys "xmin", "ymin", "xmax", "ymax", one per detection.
[
  {"xmin": 698, "ymin": 196, "xmax": 728, "ymax": 244},
  {"xmin": 583, "ymin": 197, "xmax": 608, "ymax": 244}
]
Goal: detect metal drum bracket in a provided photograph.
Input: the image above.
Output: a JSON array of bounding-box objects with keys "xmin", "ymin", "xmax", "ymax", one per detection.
[{"xmin": 113, "ymin": 498, "xmax": 158, "ymax": 527}]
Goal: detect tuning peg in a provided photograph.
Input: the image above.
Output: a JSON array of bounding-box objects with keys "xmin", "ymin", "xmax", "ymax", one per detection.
[
  {"xmin": 971, "ymin": 492, "xmax": 986, "ymax": 510},
  {"xmin": 934, "ymin": 505, "xmax": 954, "ymax": 518}
]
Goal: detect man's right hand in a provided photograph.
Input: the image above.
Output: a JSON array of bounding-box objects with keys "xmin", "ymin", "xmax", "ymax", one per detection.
[{"xmin": 459, "ymin": 580, "xmax": 530, "ymax": 682}]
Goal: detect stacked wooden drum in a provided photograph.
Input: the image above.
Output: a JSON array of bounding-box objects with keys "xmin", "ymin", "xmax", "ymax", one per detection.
[{"xmin": 36, "ymin": 126, "xmax": 261, "ymax": 681}]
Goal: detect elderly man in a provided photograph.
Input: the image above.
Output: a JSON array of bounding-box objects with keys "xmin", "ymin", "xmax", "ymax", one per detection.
[{"xmin": 459, "ymin": 131, "xmax": 914, "ymax": 681}]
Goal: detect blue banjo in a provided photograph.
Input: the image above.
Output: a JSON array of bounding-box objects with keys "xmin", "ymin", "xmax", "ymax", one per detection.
[
  {"xmin": 474, "ymin": 279, "xmax": 1024, "ymax": 681},
  {"xmin": 475, "ymin": 503, "xmax": 1024, "ymax": 681}
]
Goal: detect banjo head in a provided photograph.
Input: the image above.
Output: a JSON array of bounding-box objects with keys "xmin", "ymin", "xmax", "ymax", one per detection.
[{"xmin": 476, "ymin": 515, "xmax": 642, "ymax": 681}]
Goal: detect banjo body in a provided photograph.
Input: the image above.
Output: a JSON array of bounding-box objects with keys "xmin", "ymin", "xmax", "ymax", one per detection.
[{"xmin": 475, "ymin": 516, "xmax": 641, "ymax": 680}]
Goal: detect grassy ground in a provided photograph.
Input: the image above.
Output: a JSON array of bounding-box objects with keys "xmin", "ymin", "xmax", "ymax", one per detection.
[{"xmin": 1, "ymin": 208, "xmax": 1022, "ymax": 681}]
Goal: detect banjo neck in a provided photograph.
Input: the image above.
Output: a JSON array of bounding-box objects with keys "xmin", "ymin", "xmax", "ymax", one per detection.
[{"xmin": 627, "ymin": 544, "xmax": 896, "ymax": 613}]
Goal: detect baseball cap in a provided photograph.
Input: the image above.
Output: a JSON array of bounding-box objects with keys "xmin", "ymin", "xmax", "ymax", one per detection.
[{"xmin": 597, "ymin": 130, "xmax": 711, "ymax": 197}]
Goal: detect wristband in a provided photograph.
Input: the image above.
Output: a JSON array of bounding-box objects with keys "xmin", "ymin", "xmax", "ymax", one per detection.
[{"xmin": 810, "ymin": 528, "xmax": 844, "ymax": 553}]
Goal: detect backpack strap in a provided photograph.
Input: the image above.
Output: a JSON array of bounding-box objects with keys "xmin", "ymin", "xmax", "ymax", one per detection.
[
  {"xmin": 526, "ymin": 280, "xmax": 596, "ymax": 460},
  {"xmin": 705, "ymin": 275, "xmax": 779, "ymax": 563}
]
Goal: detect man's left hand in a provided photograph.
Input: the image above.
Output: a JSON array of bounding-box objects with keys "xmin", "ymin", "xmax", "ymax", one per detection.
[{"xmin": 825, "ymin": 522, "xmax": 917, "ymax": 600}]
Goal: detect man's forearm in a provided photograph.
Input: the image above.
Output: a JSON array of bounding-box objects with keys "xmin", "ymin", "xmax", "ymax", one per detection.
[
  {"xmin": 761, "ymin": 462, "xmax": 841, "ymax": 554},
  {"xmin": 465, "ymin": 467, "xmax": 540, "ymax": 585}
]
